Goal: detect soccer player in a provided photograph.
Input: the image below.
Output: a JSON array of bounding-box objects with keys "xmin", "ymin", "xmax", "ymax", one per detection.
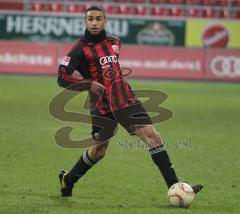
[{"xmin": 57, "ymin": 6, "xmax": 203, "ymax": 197}]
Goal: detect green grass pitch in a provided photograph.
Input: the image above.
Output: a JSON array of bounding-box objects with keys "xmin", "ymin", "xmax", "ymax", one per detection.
[{"xmin": 0, "ymin": 75, "xmax": 239, "ymax": 214}]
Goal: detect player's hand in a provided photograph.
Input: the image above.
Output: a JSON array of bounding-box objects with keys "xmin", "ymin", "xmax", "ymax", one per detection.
[{"xmin": 89, "ymin": 81, "xmax": 105, "ymax": 95}]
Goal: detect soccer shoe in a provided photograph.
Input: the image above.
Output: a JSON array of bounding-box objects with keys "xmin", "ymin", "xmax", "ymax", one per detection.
[
  {"xmin": 191, "ymin": 184, "xmax": 204, "ymax": 194},
  {"xmin": 59, "ymin": 170, "xmax": 73, "ymax": 197}
]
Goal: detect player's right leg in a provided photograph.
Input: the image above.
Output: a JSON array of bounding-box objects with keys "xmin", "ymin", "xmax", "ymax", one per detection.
[
  {"xmin": 59, "ymin": 112, "xmax": 118, "ymax": 197},
  {"xmin": 59, "ymin": 139, "xmax": 109, "ymax": 197}
]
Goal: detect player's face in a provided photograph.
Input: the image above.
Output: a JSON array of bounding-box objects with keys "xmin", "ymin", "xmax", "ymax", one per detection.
[{"xmin": 84, "ymin": 10, "xmax": 107, "ymax": 35}]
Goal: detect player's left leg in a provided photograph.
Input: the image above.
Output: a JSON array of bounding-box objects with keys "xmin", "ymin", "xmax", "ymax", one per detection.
[
  {"xmin": 114, "ymin": 104, "xmax": 178, "ymax": 188},
  {"xmin": 135, "ymin": 125, "xmax": 203, "ymax": 193},
  {"xmin": 114, "ymin": 104, "xmax": 203, "ymax": 193},
  {"xmin": 135, "ymin": 125, "xmax": 179, "ymax": 189}
]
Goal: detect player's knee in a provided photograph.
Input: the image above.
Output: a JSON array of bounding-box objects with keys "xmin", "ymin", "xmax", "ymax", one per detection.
[
  {"xmin": 145, "ymin": 129, "xmax": 162, "ymax": 148},
  {"xmin": 145, "ymin": 129, "xmax": 157, "ymax": 138},
  {"xmin": 89, "ymin": 142, "xmax": 108, "ymax": 161},
  {"xmin": 95, "ymin": 146, "xmax": 107, "ymax": 159}
]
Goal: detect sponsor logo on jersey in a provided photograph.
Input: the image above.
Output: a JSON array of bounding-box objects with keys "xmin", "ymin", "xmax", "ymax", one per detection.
[
  {"xmin": 99, "ymin": 55, "xmax": 118, "ymax": 65},
  {"xmin": 60, "ymin": 56, "xmax": 71, "ymax": 66}
]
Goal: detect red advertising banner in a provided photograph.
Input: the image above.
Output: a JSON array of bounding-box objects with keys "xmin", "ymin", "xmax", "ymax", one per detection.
[
  {"xmin": 206, "ymin": 49, "xmax": 240, "ymax": 81},
  {"xmin": 120, "ymin": 46, "xmax": 205, "ymax": 80},
  {"xmin": 0, "ymin": 41, "xmax": 58, "ymax": 75},
  {"xmin": 0, "ymin": 41, "xmax": 239, "ymax": 82}
]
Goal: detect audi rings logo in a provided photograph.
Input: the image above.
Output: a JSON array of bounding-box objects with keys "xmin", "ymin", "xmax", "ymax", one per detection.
[
  {"xmin": 99, "ymin": 55, "xmax": 118, "ymax": 65},
  {"xmin": 210, "ymin": 56, "xmax": 240, "ymax": 77}
]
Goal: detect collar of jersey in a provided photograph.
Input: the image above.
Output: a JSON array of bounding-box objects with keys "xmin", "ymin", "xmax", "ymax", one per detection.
[{"xmin": 84, "ymin": 29, "xmax": 106, "ymax": 43}]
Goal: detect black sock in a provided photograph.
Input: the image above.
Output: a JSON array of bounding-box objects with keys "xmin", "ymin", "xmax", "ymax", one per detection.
[
  {"xmin": 150, "ymin": 144, "xmax": 178, "ymax": 188},
  {"xmin": 64, "ymin": 150, "xmax": 97, "ymax": 185}
]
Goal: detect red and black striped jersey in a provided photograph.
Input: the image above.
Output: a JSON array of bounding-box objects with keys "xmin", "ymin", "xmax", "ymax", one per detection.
[{"xmin": 58, "ymin": 30, "xmax": 139, "ymax": 115}]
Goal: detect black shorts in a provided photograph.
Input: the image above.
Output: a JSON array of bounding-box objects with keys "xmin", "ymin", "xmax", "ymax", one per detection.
[{"xmin": 91, "ymin": 103, "xmax": 152, "ymax": 141}]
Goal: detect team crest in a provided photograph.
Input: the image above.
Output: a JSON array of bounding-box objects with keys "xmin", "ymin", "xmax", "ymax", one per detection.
[{"xmin": 111, "ymin": 45, "xmax": 119, "ymax": 54}]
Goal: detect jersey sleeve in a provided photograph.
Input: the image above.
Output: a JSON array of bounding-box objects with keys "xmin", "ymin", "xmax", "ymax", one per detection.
[
  {"xmin": 115, "ymin": 38, "xmax": 121, "ymax": 58},
  {"xmin": 118, "ymin": 39, "xmax": 121, "ymax": 50},
  {"xmin": 58, "ymin": 43, "xmax": 91, "ymax": 91}
]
